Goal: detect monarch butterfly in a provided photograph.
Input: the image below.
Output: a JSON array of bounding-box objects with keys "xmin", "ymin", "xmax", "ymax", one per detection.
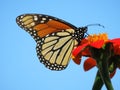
[{"xmin": 16, "ymin": 14, "xmax": 87, "ymax": 71}]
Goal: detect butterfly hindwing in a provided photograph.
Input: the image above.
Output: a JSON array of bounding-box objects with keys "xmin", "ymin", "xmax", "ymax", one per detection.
[{"xmin": 36, "ymin": 29, "xmax": 76, "ymax": 70}]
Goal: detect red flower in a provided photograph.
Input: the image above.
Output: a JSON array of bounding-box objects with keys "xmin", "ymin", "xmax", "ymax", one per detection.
[{"xmin": 72, "ymin": 33, "xmax": 120, "ymax": 78}]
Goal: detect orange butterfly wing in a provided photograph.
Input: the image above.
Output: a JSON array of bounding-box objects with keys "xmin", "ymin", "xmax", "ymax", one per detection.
[
  {"xmin": 16, "ymin": 14, "xmax": 76, "ymax": 38},
  {"xmin": 34, "ymin": 20, "xmax": 72, "ymax": 37},
  {"xmin": 16, "ymin": 14, "xmax": 84, "ymax": 71}
]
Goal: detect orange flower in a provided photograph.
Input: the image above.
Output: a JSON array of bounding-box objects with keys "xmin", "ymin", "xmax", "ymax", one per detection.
[{"xmin": 72, "ymin": 33, "xmax": 120, "ymax": 78}]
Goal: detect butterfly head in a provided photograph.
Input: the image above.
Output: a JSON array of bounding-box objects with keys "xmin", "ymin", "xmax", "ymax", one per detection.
[
  {"xmin": 75, "ymin": 24, "xmax": 104, "ymax": 44},
  {"xmin": 73, "ymin": 27, "xmax": 88, "ymax": 44},
  {"xmin": 78, "ymin": 26, "xmax": 88, "ymax": 33}
]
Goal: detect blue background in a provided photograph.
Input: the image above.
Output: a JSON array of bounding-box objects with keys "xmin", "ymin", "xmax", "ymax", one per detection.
[{"xmin": 1, "ymin": 0, "xmax": 120, "ymax": 90}]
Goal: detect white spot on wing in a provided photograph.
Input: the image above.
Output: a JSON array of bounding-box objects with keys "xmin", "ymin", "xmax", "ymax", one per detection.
[
  {"xmin": 20, "ymin": 15, "xmax": 24, "ymax": 18},
  {"xmin": 42, "ymin": 18, "xmax": 46, "ymax": 20},
  {"xmin": 49, "ymin": 19, "xmax": 52, "ymax": 21},
  {"xmin": 34, "ymin": 16, "xmax": 38, "ymax": 21},
  {"xmin": 40, "ymin": 21, "xmax": 44, "ymax": 23}
]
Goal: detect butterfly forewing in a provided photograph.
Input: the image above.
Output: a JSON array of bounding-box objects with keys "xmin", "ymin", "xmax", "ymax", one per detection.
[{"xmin": 16, "ymin": 14, "xmax": 77, "ymax": 38}]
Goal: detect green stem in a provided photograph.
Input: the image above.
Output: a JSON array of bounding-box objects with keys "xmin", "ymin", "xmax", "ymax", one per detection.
[
  {"xmin": 97, "ymin": 56, "xmax": 114, "ymax": 90},
  {"xmin": 92, "ymin": 70, "xmax": 104, "ymax": 90},
  {"xmin": 90, "ymin": 43, "xmax": 114, "ymax": 90}
]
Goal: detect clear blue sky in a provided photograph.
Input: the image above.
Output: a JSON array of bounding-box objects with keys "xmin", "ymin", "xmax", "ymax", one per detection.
[{"xmin": 1, "ymin": 0, "xmax": 120, "ymax": 90}]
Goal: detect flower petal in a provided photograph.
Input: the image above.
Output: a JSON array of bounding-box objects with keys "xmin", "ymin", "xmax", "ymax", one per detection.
[
  {"xmin": 72, "ymin": 55, "xmax": 81, "ymax": 65},
  {"xmin": 81, "ymin": 47, "xmax": 91, "ymax": 57},
  {"xmin": 72, "ymin": 43, "xmax": 88, "ymax": 57},
  {"xmin": 90, "ymin": 40, "xmax": 105, "ymax": 48},
  {"xmin": 84, "ymin": 58, "xmax": 97, "ymax": 71},
  {"xmin": 114, "ymin": 44, "xmax": 120, "ymax": 55},
  {"xmin": 110, "ymin": 38, "xmax": 120, "ymax": 45}
]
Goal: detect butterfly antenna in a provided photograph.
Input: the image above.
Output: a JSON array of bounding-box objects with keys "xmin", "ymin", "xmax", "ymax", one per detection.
[
  {"xmin": 84, "ymin": 24, "xmax": 105, "ymax": 37},
  {"xmin": 85, "ymin": 24, "xmax": 105, "ymax": 28}
]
